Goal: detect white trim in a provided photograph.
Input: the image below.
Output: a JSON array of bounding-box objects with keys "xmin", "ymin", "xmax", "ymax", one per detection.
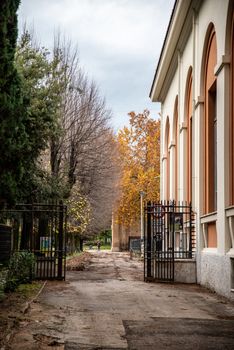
[
  {"xmin": 194, "ymin": 96, "xmax": 204, "ymax": 109},
  {"xmin": 226, "ymin": 206, "xmax": 234, "ymax": 249},
  {"xmin": 200, "ymin": 213, "xmax": 217, "ymax": 249},
  {"xmin": 150, "ymin": 0, "xmax": 203, "ymax": 102},
  {"xmin": 200, "ymin": 212, "xmax": 217, "ymax": 224},
  {"xmin": 214, "ymin": 54, "xmax": 230, "ymax": 77},
  {"xmin": 150, "ymin": 0, "xmax": 191, "ymax": 101},
  {"xmin": 180, "ymin": 122, "xmax": 187, "ymax": 133},
  {"xmin": 226, "ymin": 207, "xmax": 234, "ymax": 249},
  {"xmin": 228, "ymin": 217, "xmax": 234, "ymax": 249},
  {"xmin": 202, "ymin": 223, "xmax": 208, "ymax": 248},
  {"xmin": 227, "ymin": 248, "xmax": 234, "ymax": 257},
  {"xmin": 226, "ymin": 206, "xmax": 234, "ymax": 217},
  {"xmin": 169, "ymin": 141, "xmax": 176, "ymax": 150},
  {"xmin": 202, "ymin": 248, "xmax": 218, "ymax": 254}
]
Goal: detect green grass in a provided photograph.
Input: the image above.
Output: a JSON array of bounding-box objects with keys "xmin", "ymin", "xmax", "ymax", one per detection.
[
  {"xmin": 83, "ymin": 244, "xmax": 111, "ymax": 251},
  {"xmin": 16, "ymin": 281, "xmax": 43, "ymax": 298},
  {"xmin": 100, "ymin": 245, "xmax": 111, "ymax": 250}
]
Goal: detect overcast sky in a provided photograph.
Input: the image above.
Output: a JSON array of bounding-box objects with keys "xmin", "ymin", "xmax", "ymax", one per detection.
[{"xmin": 18, "ymin": 0, "xmax": 174, "ymax": 130}]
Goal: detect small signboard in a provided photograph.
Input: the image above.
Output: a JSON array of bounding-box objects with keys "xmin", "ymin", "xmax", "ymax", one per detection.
[
  {"xmin": 174, "ymin": 213, "xmax": 183, "ymax": 231},
  {"xmin": 129, "ymin": 238, "xmax": 141, "ymax": 252},
  {"xmin": 40, "ymin": 237, "xmax": 51, "ymax": 251},
  {"xmin": 169, "ymin": 212, "xmax": 183, "ymax": 232}
]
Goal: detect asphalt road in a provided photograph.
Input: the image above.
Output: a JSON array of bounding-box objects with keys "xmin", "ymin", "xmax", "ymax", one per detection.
[{"xmin": 8, "ymin": 251, "xmax": 234, "ymax": 349}]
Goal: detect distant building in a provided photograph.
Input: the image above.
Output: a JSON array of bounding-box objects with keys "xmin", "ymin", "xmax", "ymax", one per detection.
[
  {"xmin": 150, "ymin": 0, "xmax": 234, "ymax": 300},
  {"xmin": 112, "ymin": 215, "xmax": 141, "ymax": 252}
]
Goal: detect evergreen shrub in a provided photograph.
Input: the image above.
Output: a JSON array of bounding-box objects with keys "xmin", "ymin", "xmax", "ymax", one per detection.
[{"xmin": 5, "ymin": 251, "xmax": 35, "ymax": 292}]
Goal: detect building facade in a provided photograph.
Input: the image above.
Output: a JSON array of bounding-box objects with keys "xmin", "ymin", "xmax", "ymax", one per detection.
[
  {"xmin": 150, "ymin": 0, "xmax": 234, "ymax": 300},
  {"xmin": 112, "ymin": 217, "xmax": 140, "ymax": 252}
]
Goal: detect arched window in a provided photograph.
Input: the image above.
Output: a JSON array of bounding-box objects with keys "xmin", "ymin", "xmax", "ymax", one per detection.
[
  {"xmin": 231, "ymin": 12, "xmax": 234, "ymax": 205},
  {"xmin": 165, "ymin": 118, "xmax": 170, "ymax": 200},
  {"xmin": 173, "ymin": 97, "xmax": 179, "ymax": 202},
  {"xmin": 185, "ymin": 69, "xmax": 193, "ymax": 204},
  {"xmin": 204, "ymin": 27, "xmax": 217, "ymax": 214}
]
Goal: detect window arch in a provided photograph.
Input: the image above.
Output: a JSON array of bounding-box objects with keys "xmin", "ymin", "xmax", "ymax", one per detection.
[
  {"xmin": 203, "ymin": 25, "xmax": 217, "ymax": 214},
  {"xmin": 185, "ymin": 68, "xmax": 193, "ymax": 204},
  {"xmin": 165, "ymin": 118, "xmax": 170, "ymax": 200}
]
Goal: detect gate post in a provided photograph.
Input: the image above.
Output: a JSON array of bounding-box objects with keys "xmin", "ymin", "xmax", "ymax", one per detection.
[
  {"xmin": 146, "ymin": 202, "xmax": 152, "ymax": 279},
  {"xmin": 189, "ymin": 202, "xmax": 192, "ymax": 258},
  {"xmin": 58, "ymin": 201, "xmax": 64, "ymax": 279},
  {"xmin": 172, "ymin": 200, "xmax": 175, "ymax": 281}
]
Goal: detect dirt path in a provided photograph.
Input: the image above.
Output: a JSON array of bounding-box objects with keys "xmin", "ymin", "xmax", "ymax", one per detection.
[{"xmin": 6, "ymin": 251, "xmax": 234, "ymax": 349}]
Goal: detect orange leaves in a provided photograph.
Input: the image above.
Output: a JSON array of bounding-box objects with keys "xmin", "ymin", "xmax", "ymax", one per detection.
[{"xmin": 115, "ymin": 110, "xmax": 160, "ymax": 226}]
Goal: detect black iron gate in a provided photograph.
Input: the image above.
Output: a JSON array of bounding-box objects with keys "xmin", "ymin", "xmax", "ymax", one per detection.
[
  {"xmin": 144, "ymin": 201, "xmax": 195, "ymax": 282},
  {"xmin": 0, "ymin": 203, "xmax": 67, "ymax": 280}
]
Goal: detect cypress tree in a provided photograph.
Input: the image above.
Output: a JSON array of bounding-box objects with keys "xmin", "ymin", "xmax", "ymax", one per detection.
[{"xmin": 0, "ymin": 0, "xmax": 24, "ymax": 204}]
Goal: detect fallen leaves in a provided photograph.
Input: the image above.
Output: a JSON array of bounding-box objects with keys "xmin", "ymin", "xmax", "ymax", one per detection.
[{"xmin": 66, "ymin": 252, "xmax": 92, "ymax": 271}]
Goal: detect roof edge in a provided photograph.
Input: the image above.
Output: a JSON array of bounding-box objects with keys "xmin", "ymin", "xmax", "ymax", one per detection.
[{"xmin": 149, "ymin": 0, "xmax": 192, "ymax": 102}]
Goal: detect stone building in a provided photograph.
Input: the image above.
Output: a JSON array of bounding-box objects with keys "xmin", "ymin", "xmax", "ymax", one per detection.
[
  {"xmin": 150, "ymin": 0, "xmax": 234, "ymax": 300},
  {"xmin": 111, "ymin": 217, "xmax": 140, "ymax": 252}
]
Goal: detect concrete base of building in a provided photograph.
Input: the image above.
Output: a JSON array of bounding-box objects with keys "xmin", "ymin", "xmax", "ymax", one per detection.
[
  {"xmin": 174, "ymin": 260, "xmax": 196, "ymax": 283},
  {"xmin": 200, "ymin": 251, "xmax": 234, "ymax": 301},
  {"xmin": 111, "ymin": 247, "xmax": 120, "ymax": 252}
]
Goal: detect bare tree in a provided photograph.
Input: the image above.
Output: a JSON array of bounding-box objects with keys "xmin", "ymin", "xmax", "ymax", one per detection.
[{"xmin": 48, "ymin": 33, "xmax": 118, "ymax": 238}]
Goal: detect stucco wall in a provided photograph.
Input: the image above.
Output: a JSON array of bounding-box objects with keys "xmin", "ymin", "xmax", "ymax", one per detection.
[
  {"xmin": 174, "ymin": 260, "xmax": 196, "ymax": 283},
  {"xmin": 156, "ymin": 0, "xmax": 233, "ymax": 299},
  {"xmin": 112, "ymin": 218, "xmax": 140, "ymax": 252},
  {"xmin": 200, "ymin": 252, "xmax": 234, "ymax": 301}
]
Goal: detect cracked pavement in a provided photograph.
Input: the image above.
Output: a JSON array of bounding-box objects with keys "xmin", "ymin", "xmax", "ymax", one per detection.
[{"xmin": 7, "ymin": 251, "xmax": 234, "ymax": 349}]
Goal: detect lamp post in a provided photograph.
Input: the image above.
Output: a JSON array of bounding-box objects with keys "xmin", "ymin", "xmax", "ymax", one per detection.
[{"xmin": 140, "ymin": 190, "xmax": 146, "ymax": 255}]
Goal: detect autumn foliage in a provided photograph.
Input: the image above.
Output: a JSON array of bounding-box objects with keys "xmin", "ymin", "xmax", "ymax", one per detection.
[{"xmin": 116, "ymin": 110, "xmax": 160, "ymax": 226}]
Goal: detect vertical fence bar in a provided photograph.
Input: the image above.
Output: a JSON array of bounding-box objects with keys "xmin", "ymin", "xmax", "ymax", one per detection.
[
  {"xmin": 63, "ymin": 205, "xmax": 67, "ymax": 281},
  {"xmin": 50, "ymin": 211, "xmax": 53, "ymax": 278},
  {"xmin": 189, "ymin": 202, "xmax": 192, "ymax": 258},
  {"xmin": 31, "ymin": 204, "xmax": 33, "ymax": 252},
  {"xmin": 0, "ymin": 203, "xmax": 67, "ymax": 280},
  {"xmin": 146, "ymin": 202, "xmax": 152, "ymax": 279},
  {"xmin": 54, "ymin": 208, "xmax": 57, "ymax": 279},
  {"xmin": 58, "ymin": 201, "xmax": 64, "ymax": 279},
  {"xmin": 172, "ymin": 201, "xmax": 175, "ymax": 281}
]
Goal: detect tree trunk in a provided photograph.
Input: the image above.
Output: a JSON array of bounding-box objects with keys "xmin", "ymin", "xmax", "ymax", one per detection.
[
  {"xmin": 12, "ymin": 218, "xmax": 20, "ymax": 251},
  {"xmin": 20, "ymin": 214, "xmax": 32, "ymax": 250},
  {"xmin": 80, "ymin": 238, "xmax": 83, "ymax": 252}
]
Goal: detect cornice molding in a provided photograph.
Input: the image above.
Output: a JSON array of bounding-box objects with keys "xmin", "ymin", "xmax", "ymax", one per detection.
[{"xmin": 150, "ymin": 0, "xmax": 203, "ymax": 103}]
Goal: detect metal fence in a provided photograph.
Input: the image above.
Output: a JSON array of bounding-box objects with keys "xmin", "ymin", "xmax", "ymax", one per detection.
[
  {"xmin": 0, "ymin": 203, "xmax": 67, "ymax": 280},
  {"xmin": 144, "ymin": 201, "xmax": 196, "ymax": 282}
]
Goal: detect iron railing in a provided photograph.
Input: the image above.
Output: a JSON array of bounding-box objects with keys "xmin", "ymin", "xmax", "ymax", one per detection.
[
  {"xmin": 0, "ymin": 203, "xmax": 67, "ymax": 280},
  {"xmin": 144, "ymin": 201, "xmax": 196, "ymax": 282}
]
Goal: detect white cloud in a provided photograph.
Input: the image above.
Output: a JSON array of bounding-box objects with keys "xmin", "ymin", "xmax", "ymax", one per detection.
[{"xmin": 18, "ymin": 0, "xmax": 174, "ymax": 130}]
